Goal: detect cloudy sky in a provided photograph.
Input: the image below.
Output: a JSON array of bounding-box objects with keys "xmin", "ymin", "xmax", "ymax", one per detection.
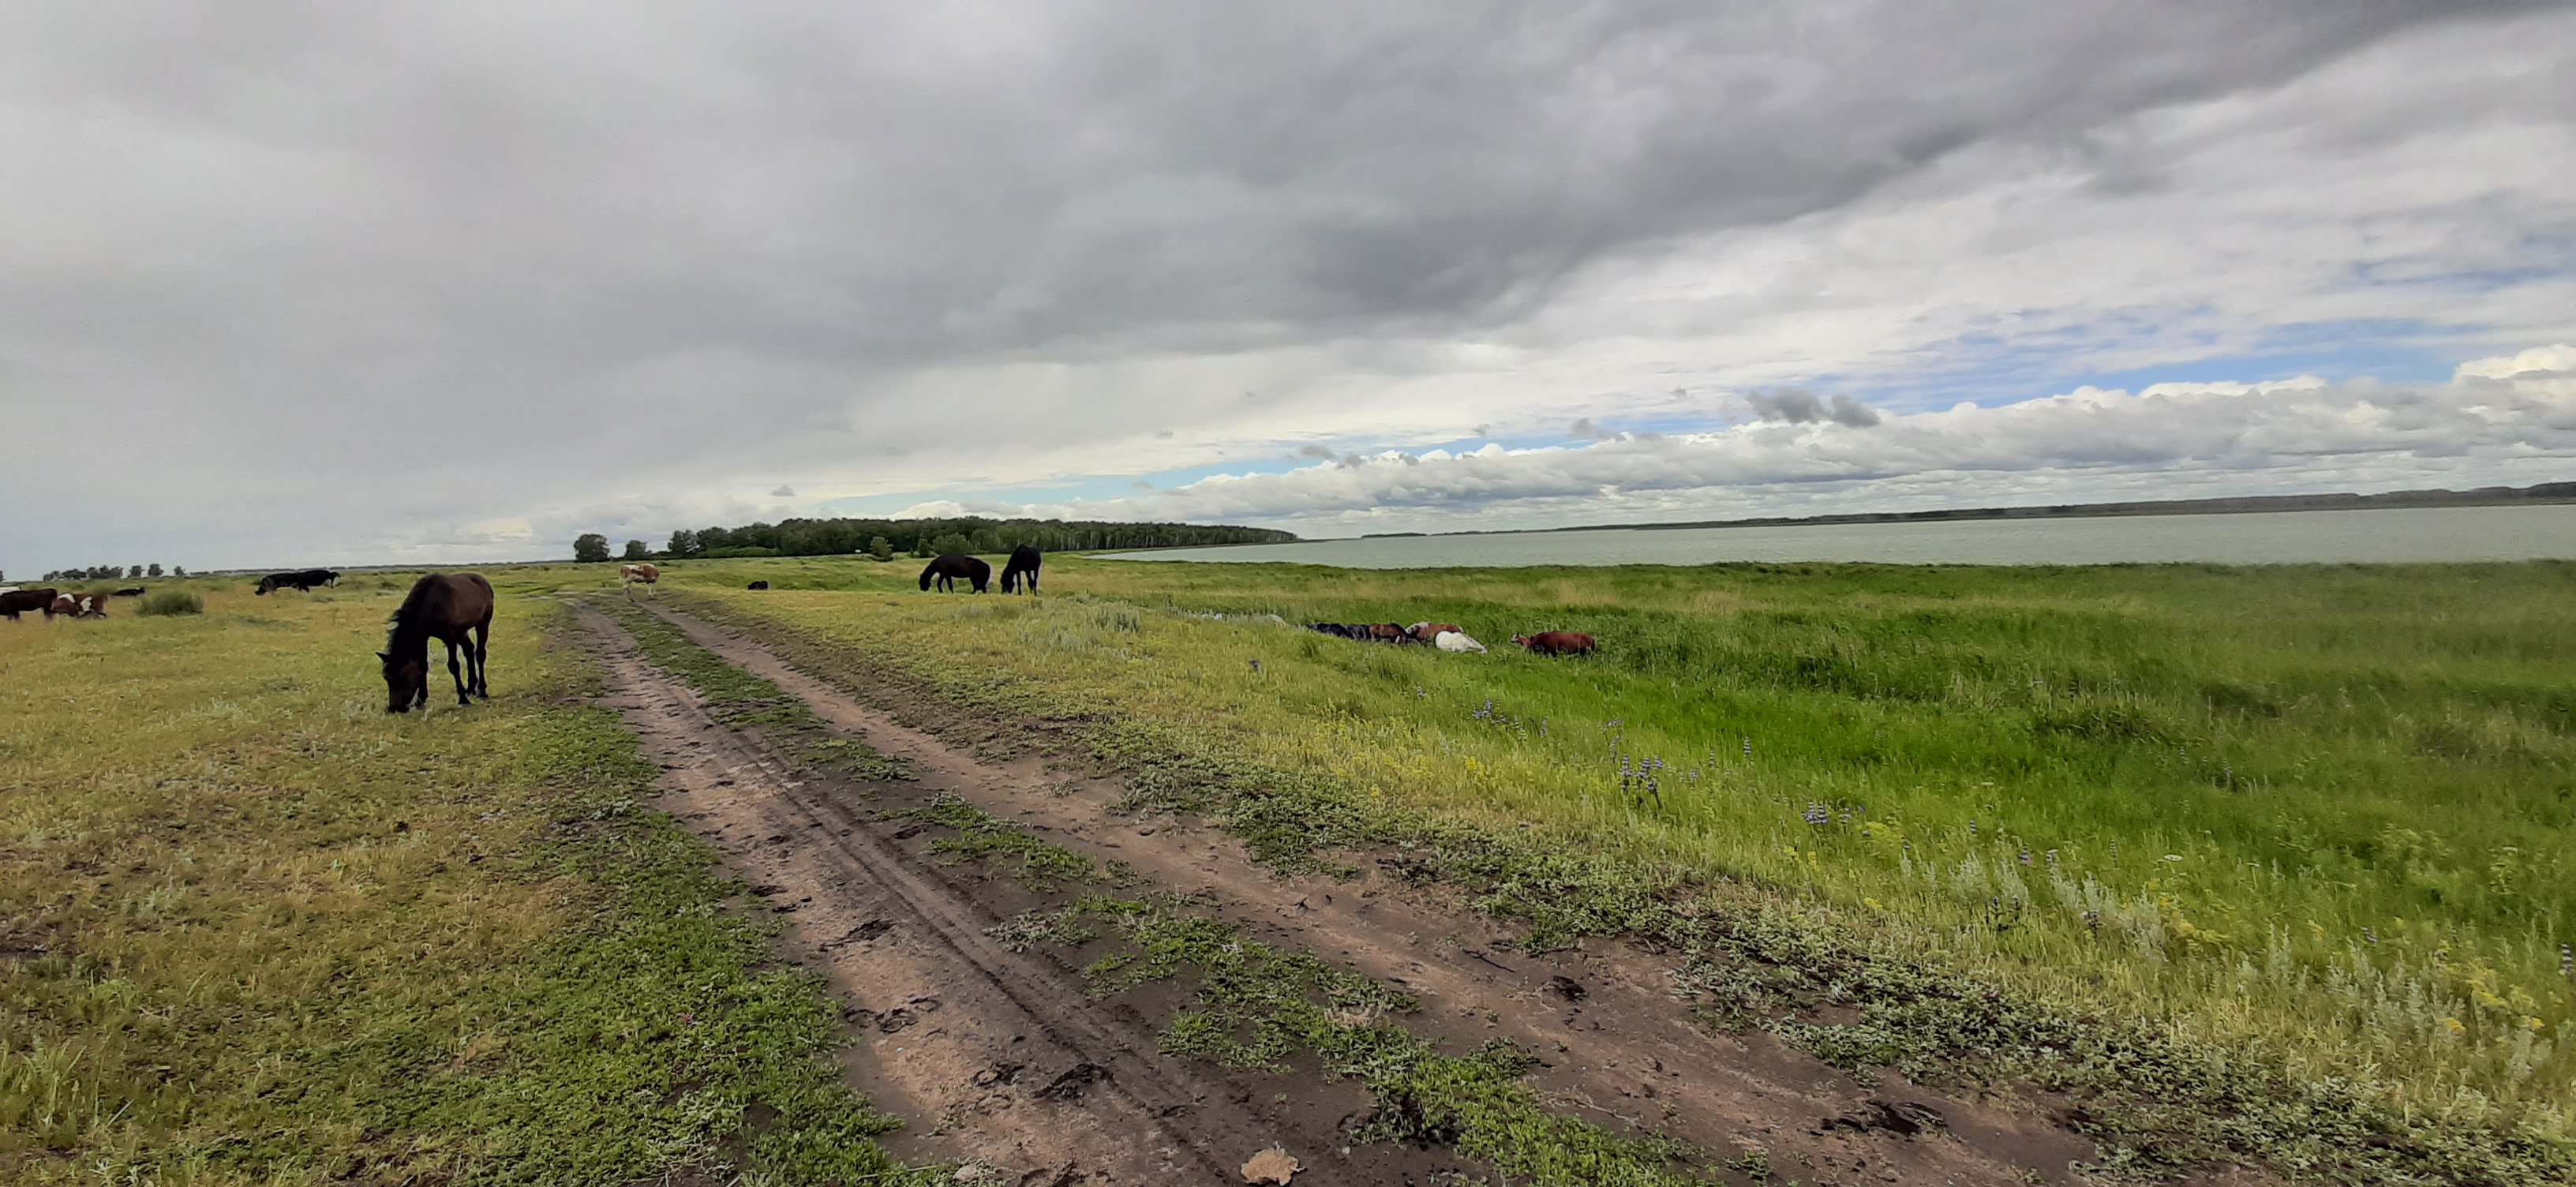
[{"xmin": 4, "ymin": 2, "xmax": 2574, "ymax": 571}]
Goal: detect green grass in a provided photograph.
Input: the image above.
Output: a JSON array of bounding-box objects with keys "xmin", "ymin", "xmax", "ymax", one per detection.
[
  {"xmin": 551, "ymin": 551, "xmax": 2576, "ymax": 1182},
  {"xmin": 0, "ymin": 575, "xmax": 931, "ymax": 1185}
]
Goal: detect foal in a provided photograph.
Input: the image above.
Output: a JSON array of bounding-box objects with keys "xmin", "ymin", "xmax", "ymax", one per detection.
[{"xmin": 380, "ymin": 573, "xmax": 494, "ymax": 712}]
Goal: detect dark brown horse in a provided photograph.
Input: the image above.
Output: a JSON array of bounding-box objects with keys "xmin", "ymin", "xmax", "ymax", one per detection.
[
  {"xmin": 919, "ymin": 554, "xmax": 990, "ymax": 594},
  {"xmin": 1000, "ymin": 544, "xmax": 1042, "ymax": 594},
  {"xmin": 380, "ymin": 573, "xmax": 493, "ymax": 713}
]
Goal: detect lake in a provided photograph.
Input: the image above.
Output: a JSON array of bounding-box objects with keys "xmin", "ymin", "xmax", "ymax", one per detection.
[{"xmin": 1106, "ymin": 504, "xmax": 2576, "ymax": 568}]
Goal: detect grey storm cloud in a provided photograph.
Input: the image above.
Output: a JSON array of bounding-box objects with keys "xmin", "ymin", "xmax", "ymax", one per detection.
[
  {"xmin": 0, "ymin": 2, "xmax": 2567, "ymax": 569},
  {"xmin": 1747, "ymin": 388, "xmax": 1883, "ymax": 428}
]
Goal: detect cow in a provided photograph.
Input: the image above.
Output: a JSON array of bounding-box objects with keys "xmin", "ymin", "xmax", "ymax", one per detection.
[
  {"xmin": 1407, "ymin": 621, "xmax": 1462, "ymax": 643},
  {"xmin": 621, "ymin": 563, "xmax": 660, "ymax": 598},
  {"xmin": 111, "ymin": 586, "xmax": 146, "ymax": 597},
  {"xmin": 255, "ymin": 569, "xmax": 339, "ymax": 594},
  {"xmin": 1, "ymin": 587, "xmax": 59, "ymax": 621},
  {"xmin": 1511, "ymin": 631, "xmax": 1596, "ymax": 657},
  {"xmin": 1000, "ymin": 544, "xmax": 1043, "ymax": 594},
  {"xmin": 747, "ymin": 579, "xmax": 770, "ymax": 590},
  {"xmin": 52, "ymin": 594, "xmax": 107, "ymax": 619},
  {"xmin": 1434, "ymin": 631, "xmax": 1488, "ymax": 653}
]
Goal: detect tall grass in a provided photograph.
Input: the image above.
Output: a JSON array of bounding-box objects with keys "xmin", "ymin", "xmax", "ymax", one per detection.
[
  {"xmin": 135, "ymin": 589, "xmax": 201, "ymax": 616},
  {"xmin": 635, "ymin": 554, "xmax": 2576, "ymax": 1140}
]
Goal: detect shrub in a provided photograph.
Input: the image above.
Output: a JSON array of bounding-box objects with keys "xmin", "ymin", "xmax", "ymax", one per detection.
[{"xmin": 138, "ymin": 590, "xmax": 203, "ymax": 617}]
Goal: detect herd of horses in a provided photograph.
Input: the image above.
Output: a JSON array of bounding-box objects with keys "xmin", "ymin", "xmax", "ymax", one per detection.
[
  {"xmin": 1305, "ymin": 620, "xmax": 1595, "ymax": 656},
  {"xmin": 16, "ymin": 545, "xmax": 1593, "ymax": 717},
  {"xmin": 918, "ymin": 544, "xmax": 1042, "ymax": 594}
]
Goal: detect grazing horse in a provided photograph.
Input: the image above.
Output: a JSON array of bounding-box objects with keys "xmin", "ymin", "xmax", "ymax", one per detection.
[
  {"xmin": 620, "ymin": 562, "xmax": 660, "ymax": 598},
  {"xmin": 380, "ymin": 573, "xmax": 494, "ymax": 713},
  {"xmin": 1000, "ymin": 544, "xmax": 1043, "ymax": 594},
  {"xmin": 0, "ymin": 587, "xmax": 58, "ymax": 621},
  {"xmin": 1511, "ymin": 631, "xmax": 1596, "ymax": 657},
  {"xmin": 919, "ymin": 554, "xmax": 990, "ymax": 594}
]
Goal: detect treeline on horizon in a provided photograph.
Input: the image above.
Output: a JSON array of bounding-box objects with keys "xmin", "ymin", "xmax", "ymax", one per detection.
[{"xmin": 608, "ymin": 516, "xmax": 1297, "ymax": 561}]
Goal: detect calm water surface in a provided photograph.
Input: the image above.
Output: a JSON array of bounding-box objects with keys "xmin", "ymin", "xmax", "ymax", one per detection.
[{"xmin": 1110, "ymin": 505, "xmax": 2576, "ymax": 568}]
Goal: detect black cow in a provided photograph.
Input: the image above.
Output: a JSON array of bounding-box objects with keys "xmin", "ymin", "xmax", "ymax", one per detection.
[
  {"xmin": 1000, "ymin": 545, "xmax": 1043, "ymax": 594},
  {"xmin": 747, "ymin": 580, "xmax": 770, "ymax": 590},
  {"xmin": 255, "ymin": 568, "xmax": 340, "ymax": 595},
  {"xmin": 1, "ymin": 587, "xmax": 60, "ymax": 621},
  {"xmin": 919, "ymin": 554, "xmax": 990, "ymax": 594}
]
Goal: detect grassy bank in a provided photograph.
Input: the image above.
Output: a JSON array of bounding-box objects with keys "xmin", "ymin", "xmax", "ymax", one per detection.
[
  {"xmin": 0, "ymin": 576, "xmax": 923, "ymax": 1185},
  {"xmin": 587, "ymin": 552, "xmax": 2573, "ymax": 1179}
]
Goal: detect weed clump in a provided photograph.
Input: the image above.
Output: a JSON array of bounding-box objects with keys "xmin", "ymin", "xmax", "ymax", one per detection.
[
  {"xmin": 890, "ymin": 793, "xmax": 1103, "ymax": 892},
  {"xmin": 137, "ymin": 589, "xmax": 202, "ymax": 616}
]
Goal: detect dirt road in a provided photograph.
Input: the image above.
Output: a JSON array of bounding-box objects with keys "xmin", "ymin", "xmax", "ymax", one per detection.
[{"xmin": 579, "ymin": 602, "xmax": 2099, "ymax": 1186}]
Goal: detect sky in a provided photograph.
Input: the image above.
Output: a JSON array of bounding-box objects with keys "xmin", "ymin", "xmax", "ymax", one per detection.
[{"xmin": 3, "ymin": 2, "xmax": 2574, "ymax": 572}]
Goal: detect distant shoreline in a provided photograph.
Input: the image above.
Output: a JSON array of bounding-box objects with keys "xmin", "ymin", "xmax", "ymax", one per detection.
[{"xmin": 1357, "ymin": 481, "xmax": 2576, "ymax": 539}]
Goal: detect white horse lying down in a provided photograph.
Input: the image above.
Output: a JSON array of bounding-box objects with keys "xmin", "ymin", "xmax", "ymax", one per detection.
[{"xmin": 1434, "ymin": 630, "xmax": 1487, "ymax": 653}]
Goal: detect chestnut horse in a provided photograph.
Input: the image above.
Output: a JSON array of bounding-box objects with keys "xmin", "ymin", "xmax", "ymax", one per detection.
[
  {"xmin": 919, "ymin": 554, "xmax": 990, "ymax": 594},
  {"xmin": 380, "ymin": 573, "xmax": 493, "ymax": 713},
  {"xmin": 1511, "ymin": 631, "xmax": 1596, "ymax": 657}
]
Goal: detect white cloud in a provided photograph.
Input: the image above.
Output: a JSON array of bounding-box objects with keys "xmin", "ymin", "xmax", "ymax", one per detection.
[{"xmin": 987, "ymin": 346, "xmax": 2576, "ymax": 534}]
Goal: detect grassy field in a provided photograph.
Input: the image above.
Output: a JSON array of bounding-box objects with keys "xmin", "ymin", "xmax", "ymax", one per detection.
[
  {"xmin": 9, "ymin": 553, "xmax": 2570, "ymax": 1181},
  {"xmin": 0, "ymin": 575, "xmax": 924, "ymax": 1185},
  {"xmin": 630, "ymin": 552, "xmax": 2576, "ymax": 1161}
]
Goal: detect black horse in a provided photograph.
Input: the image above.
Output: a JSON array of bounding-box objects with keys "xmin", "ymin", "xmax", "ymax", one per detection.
[
  {"xmin": 1000, "ymin": 545, "xmax": 1042, "ymax": 594},
  {"xmin": 379, "ymin": 573, "xmax": 493, "ymax": 712},
  {"xmin": 919, "ymin": 554, "xmax": 991, "ymax": 594}
]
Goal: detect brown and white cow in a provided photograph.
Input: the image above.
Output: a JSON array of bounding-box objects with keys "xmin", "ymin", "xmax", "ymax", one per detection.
[
  {"xmin": 620, "ymin": 562, "xmax": 660, "ymax": 598},
  {"xmin": 51, "ymin": 593, "xmax": 107, "ymax": 620}
]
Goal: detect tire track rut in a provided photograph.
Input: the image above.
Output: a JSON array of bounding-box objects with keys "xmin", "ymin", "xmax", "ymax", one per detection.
[{"xmin": 586, "ymin": 601, "xmax": 2106, "ymax": 1187}]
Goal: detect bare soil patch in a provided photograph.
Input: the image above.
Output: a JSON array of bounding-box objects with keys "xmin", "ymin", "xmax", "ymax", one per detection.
[{"xmin": 585, "ymin": 602, "xmax": 2110, "ymax": 1186}]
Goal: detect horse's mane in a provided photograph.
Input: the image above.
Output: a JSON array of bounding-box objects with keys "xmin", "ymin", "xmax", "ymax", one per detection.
[{"xmin": 385, "ymin": 575, "xmax": 439, "ymax": 651}]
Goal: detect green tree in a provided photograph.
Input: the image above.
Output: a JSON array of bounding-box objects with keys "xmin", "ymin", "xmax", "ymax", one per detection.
[
  {"xmin": 129, "ymin": 564, "xmax": 144, "ymax": 579},
  {"xmin": 930, "ymin": 533, "xmax": 974, "ymax": 557},
  {"xmin": 173, "ymin": 566, "xmax": 187, "ymax": 577},
  {"xmin": 622, "ymin": 539, "xmax": 650, "ymax": 561},
  {"xmin": 147, "ymin": 563, "xmax": 163, "ymax": 578},
  {"xmin": 868, "ymin": 536, "xmax": 893, "ymax": 561},
  {"xmin": 667, "ymin": 529, "xmax": 700, "ymax": 557},
  {"xmin": 574, "ymin": 534, "xmax": 610, "ymax": 563}
]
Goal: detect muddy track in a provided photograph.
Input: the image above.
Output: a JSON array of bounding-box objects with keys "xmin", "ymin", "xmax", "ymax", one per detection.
[{"xmin": 581, "ymin": 601, "xmax": 2108, "ymax": 1187}]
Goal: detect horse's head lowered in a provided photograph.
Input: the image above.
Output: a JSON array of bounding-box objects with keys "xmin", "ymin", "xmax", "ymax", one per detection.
[{"xmin": 379, "ymin": 648, "xmax": 427, "ymax": 713}]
